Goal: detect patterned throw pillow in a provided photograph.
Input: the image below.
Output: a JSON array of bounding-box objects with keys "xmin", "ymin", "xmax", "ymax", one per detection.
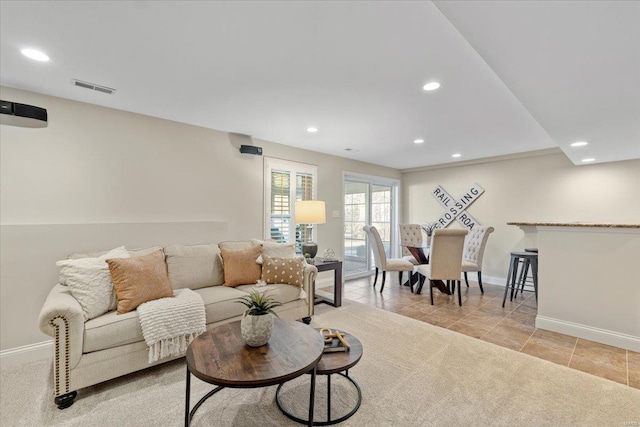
[
  {"xmin": 106, "ymin": 250, "xmax": 174, "ymax": 314},
  {"xmin": 261, "ymin": 256, "xmax": 305, "ymax": 287},
  {"xmin": 220, "ymin": 245, "xmax": 263, "ymax": 287},
  {"xmin": 56, "ymin": 246, "xmax": 130, "ymax": 320}
]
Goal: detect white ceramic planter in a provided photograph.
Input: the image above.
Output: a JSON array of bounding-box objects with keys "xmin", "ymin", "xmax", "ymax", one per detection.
[{"xmin": 240, "ymin": 313, "xmax": 274, "ymax": 347}]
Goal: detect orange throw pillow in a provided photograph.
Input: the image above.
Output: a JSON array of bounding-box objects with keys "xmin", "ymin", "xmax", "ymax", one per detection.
[
  {"xmin": 106, "ymin": 250, "xmax": 174, "ymax": 314},
  {"xmin": 220, "ymin": 245, "xmax": 262, "ymax": 287}
]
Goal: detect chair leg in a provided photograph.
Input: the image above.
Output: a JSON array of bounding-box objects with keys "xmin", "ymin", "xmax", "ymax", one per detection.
[
  {"xmin": 417, "ymin": 275, "xmax": 425, "ymax": 295},
  {"xmin": 398, "ymin": 271, "xmax": 403, "ymax": 286},
  {"xmin": 464, "ymin": 272, "xmax": 469, "ymax": 287},
  {"xmin": 373, "ymin": 268, "xmax": 378, "ymax": 287},
  {"xmin": 502, "ymin": 256, "xmax": 516, "ymax": 307},
  {"xmin": 429, "ymin": 280, "xmax": 434, "ymax": 305},
  {"xmin": 380, "ymin": 271, "xmax": 386, "ymax": 293},
  {"xmin": 477, "ymin": 271, "xmax": 484, "ymax": 294},
  {"xmin": 457, "ymin": 280, "xmax": 462, "ymax": 306},
  {"xmin": 409, "ymin": 271, "xmax": 414, "ymax": 293}
]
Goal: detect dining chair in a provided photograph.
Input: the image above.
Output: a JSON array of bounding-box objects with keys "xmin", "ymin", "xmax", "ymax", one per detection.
[
  {"xmin": 399, "ymin": 224, "xmax": 423, "ymax": 265},
  {"xmin": 415, "ymin": 229, "xmax": 467, "ymax": 305},
  {"xmin": 461, "ymin": 225, "xmax": 495, "ymax": 294},
  {"xmin": 363, "ymin": 225, "xmax": 414, "ymax": 293}
]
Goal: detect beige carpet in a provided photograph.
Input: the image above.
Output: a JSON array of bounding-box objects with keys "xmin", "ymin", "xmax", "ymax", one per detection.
[{"xmin": 2, "ymin": 303, "xmax": 639, "ymax": 426}]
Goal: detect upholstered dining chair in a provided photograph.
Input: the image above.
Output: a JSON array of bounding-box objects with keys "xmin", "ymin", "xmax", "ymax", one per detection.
[
  {"xmin": 363, "ymin": 225, "xmax": 414, "ymax": 293},
  {"xmin": 399, "ymin": 224, "xmax": 423, "ymax": 265},
  {"xmin": 415, "ymin": 229, "xmax": 467, "ymax": 305},
  {"xmin": 461, "ymin": 225, "xmax": 495, "ymax": 294}
]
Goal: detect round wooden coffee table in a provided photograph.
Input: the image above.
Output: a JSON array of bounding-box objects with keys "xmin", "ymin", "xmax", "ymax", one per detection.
[
  {"xmin": 185, "ymin": 319, "xmax": 324, "ymax": 427},
  {"xmin": 276, "ymin": 329, "xmax": 363, "ymax": 425}
]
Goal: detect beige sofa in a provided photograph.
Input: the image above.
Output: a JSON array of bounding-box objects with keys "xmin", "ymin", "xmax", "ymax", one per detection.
[{"xmin": 38, "ymin": 241, "xmax": 317, "ymax": 409}]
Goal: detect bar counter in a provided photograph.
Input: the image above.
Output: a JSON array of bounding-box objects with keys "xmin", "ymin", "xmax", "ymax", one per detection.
[{"xmin": 508, "ymin": 222, "xmax": 640, "ymax": 352}]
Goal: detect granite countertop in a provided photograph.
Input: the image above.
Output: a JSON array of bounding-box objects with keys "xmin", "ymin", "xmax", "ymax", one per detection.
[{"xmin": 507, "ymin": 222, "xmax": 640, "ymax": 229}]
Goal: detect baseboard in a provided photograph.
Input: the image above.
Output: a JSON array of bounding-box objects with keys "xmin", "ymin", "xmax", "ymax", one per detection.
[
  {"xmin": 536, "ymin": 316, "xmax": 640, "ymax": 352},
  {"xmin": 0, "ymin": 340, "xmax": 52, "ymax": 367},
  {"xmin": 462, "ymin": 273, "xmax": 506, "ymax": 287}
]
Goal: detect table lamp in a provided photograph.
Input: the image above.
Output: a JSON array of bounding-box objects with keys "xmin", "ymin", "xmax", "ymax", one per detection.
[{"xmin": 294, "ymin": 200, "xmax": 326, "ymax": 259}]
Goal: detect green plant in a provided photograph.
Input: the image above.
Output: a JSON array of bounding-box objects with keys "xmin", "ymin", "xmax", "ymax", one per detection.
[{"xmin": 237, "ymin": 290, "xmax": 281, "ymax": 316}]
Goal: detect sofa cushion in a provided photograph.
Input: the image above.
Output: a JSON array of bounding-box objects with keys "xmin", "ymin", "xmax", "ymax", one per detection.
[
  {"xmin": 57, "ymin": 246, "xmax": 130, "ymax": 320},
  {"xmin": 235, "ymin": 284, "xmax": 302, "ymax": 305},
  {"xmin": 83, "ymin": 309, "xmax": 142, "ymax": 353},
  {"xmin": 164, "ymin": 243, "xmax": 224, "ymax": 290},
  {"xmin": 261, "ymin": 256, "xmax": 305, "ymax": 287},
  {"xmin": 218, "ymin": 240, "xmax": 256, "ymax": 251},
  {"xmin": 194, "ymin": 286, "xmax": 250, "ymax": 324},
  {"xmin": 220, "ymin": 245, "xmax": 262, "ymax": 287},
  {"xmin": 107, "ymin": 250, "xmax": 174, "ymax": 314}
]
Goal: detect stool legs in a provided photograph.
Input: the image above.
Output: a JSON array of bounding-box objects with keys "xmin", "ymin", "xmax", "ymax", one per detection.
[{"xmin": 502, "ymin": 255, "xmax": 519, "ymax": 307}]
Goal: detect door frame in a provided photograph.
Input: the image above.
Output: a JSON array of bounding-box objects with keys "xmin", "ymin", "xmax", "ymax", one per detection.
[{"xmin": 342, "ymin": 171, "xmax": 400, "ymax": 279}]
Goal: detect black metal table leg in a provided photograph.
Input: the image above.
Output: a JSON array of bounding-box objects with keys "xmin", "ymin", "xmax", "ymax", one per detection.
[
  {"xmin": 327, "ymin": 373, "xmax": 331, "ymax": 422},
  {"xmin": 308, "ymin": 367, "xmax": 316, "ymax": 427},
  {"xmin": 185, "ymin": 367, "xmax": 190, "ymax": 427},
  {"xmin": 276, "ymin": 372, "xmax": 362, "ymax": 426}
]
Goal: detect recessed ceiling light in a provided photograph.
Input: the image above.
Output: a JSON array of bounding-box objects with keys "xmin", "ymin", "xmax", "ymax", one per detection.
[
  {"xmin": 21, "ymin": 48, "xmax": 49, "ymax": 62},
  {"xmin": 306, "ymin": 127, "xmax": 318, "ymax": 133},
  {"xmin": 571, "ymin": 141, "xmax": 589, "ymax": 147},
  {"xmin": 582, "ymin": 158, "xmax": 596, "ymax": 163},
  {"xmin": 414, "ymin": 139, "xmax": 424, "ymax": 144},
  {"xmin": 422, "ymin": 82, "xmax": 440, "ymax": 91},
  {"xmin": 452, "ymin": 153, "xmax": 461, "ymax": 158}
]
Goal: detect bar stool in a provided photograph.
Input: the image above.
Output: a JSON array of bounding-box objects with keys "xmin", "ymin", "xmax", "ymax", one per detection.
[
  {"xmin": 515, "ymin": 248, "xmax": 538, "ymax": 297},
  {"xmin": 502, "ymin": 251, "xmax": 538, "ymax": 307}
]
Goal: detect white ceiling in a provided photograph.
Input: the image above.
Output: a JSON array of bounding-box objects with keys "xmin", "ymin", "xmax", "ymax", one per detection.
[{"xmin": 1, "ymin": 1, "xmax": 638, "ymax": 169}]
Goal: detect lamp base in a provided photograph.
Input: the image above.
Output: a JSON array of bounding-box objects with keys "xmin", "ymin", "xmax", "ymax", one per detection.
[{"xmin": 302, "ymin": 243, "xmax": 318, "ymax": 259}]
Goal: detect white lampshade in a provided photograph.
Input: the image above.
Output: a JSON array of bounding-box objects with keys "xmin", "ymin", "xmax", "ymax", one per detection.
[{"xmin": 295, "ymin": 200, "xmax": 326, "ymax": 224}]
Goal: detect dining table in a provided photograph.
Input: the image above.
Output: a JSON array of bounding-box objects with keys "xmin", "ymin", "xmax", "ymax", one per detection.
[{"xmin": 402, "ymin": 243, "xmax": 451, "ymax": 295}]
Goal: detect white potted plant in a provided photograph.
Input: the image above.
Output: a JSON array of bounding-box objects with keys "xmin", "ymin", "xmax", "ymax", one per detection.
[{"xmin": 237, "ymin": 290, "xmax": 281, "ymax": 347}]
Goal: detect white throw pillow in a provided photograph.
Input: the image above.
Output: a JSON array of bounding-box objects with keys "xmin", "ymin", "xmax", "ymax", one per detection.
[
  {"xmin": 56, "ymin": 246, "xmax": 130, "ymax": 320},
  {"xmin": 251, "ymin": 239, "xmax": 296, "ymax": 263}
]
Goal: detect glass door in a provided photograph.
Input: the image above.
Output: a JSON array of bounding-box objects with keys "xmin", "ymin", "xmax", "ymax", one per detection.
[
  {"xmin": 343, "ymin": 176, "xmax": 397, "ymax": 278},
  {"xmin": 344, "ymin": 181, "xmax": 369, "ymax": 276}
]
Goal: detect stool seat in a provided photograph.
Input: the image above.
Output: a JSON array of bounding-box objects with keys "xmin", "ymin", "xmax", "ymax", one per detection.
[
  {"xmin": 510, "ymin": 251, "xmax": 538, "ymax": 258},
  {"xmin": 502, "ymin": 251, "xmax": 538, "ymax": 307}
]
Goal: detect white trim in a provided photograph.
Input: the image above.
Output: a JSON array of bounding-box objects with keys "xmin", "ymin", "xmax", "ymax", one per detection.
[
  {"xmin": 536, "ymin": 316, "xmax": 640, "ymax": 352},
  {"xmin": 1, "ymin": 340, "xmax": 52, "ymax": 367}
]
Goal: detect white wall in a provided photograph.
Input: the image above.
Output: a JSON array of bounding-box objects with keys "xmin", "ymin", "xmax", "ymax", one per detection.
[
  {"xmin": 0, "ymin": 86, "xmax": 400, "ymax": 351},
  {"xmin": 401, "ymin": 151, "xmax": 640, "ymax": 282}
]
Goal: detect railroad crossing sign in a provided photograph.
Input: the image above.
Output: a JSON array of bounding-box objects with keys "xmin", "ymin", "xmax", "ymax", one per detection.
[{"xmin": 431, "ymin": 183, "xmax": 484, "ymax": 232}]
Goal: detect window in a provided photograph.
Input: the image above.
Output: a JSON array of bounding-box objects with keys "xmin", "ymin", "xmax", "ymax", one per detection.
[{"xmin": 264, "ymin": 158, "xmax": 317, "ymax": 253}]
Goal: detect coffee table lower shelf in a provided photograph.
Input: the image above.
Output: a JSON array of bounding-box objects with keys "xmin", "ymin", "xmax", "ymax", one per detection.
[{"xmin": 275, "ymin": 370, "xmax": 362, "ymax": 426}]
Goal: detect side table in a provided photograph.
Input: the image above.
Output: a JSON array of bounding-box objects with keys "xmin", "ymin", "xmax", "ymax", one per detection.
[
  {"xmin": 276, "ymin": 329, "xmax": 363, "ymax": 425},
  {"xmin": 311, "ymin": 258, "xmax": 343, "ymax": 307}
]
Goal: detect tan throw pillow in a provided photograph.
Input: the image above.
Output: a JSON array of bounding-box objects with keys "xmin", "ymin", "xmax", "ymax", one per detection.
[
  {"xmin": 220, "ymin": 245, "xmax": 262, "ymax": 287},
  {"xmin": 261, "ymin": 256, "xmax": 305, "ymax": 287},
  {"xmin": 106, "ymin": 250, "xmax": 174, "ymax": 314}
]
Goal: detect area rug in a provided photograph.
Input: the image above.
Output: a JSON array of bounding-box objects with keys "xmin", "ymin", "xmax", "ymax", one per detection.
[{"xmin": 1, "ymin": 303, "xmax": 638, "ymax": 426}]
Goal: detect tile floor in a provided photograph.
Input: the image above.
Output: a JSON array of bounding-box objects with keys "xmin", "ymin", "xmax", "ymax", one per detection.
[{"xmin": 326, "ymin": 274, "xmax": 640, "ymax": 390}]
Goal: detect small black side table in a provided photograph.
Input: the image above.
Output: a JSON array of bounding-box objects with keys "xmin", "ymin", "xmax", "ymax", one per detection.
[{"xmin": 310, "ymin": 258, "xmax": 343, "ymax": 308}]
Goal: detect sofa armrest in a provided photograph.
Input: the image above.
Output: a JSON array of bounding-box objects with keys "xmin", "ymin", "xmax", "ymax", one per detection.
[
  {"xmin": 302, "ymin": 263, "xmax": 318, "ymax": 314},
  {"xmin": 39, "ymin": 284, "xmax": 84, "ymax": 395}
]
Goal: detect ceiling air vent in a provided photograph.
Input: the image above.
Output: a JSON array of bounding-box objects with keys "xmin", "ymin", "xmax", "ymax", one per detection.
[{"xmin": 72, "ymin": 79, "xmax": 116, "ymax": 95}]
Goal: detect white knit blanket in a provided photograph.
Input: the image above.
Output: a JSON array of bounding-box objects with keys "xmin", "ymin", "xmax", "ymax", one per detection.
[{"xmin": 137, "ymin": 289, "xmax": 206, "ymax": 363}]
